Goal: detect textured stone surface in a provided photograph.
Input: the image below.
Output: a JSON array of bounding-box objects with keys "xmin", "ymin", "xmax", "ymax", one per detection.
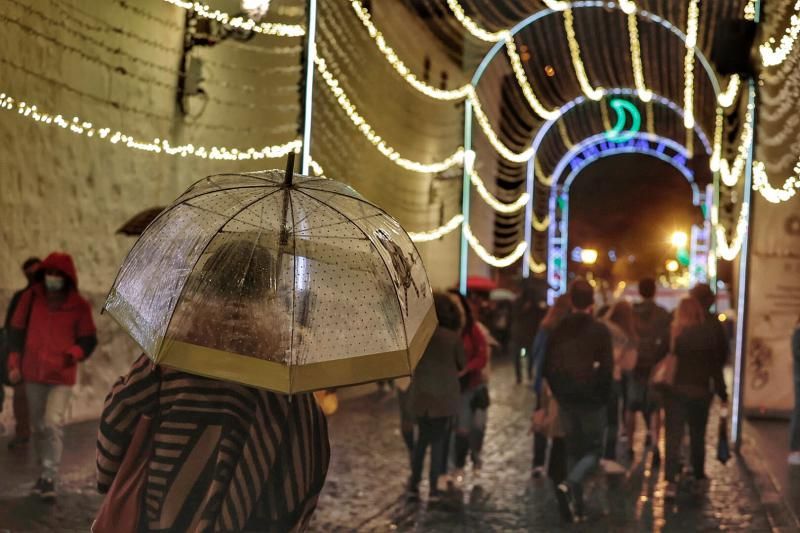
[{"xmin": 0, "ymin": 362, "xmax": 775, "ymax": 532}]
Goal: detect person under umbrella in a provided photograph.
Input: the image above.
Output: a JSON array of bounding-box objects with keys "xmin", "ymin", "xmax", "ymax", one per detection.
[{"xmin": 97, "ymin": 240, "xmax": 330, "ymax": 531}]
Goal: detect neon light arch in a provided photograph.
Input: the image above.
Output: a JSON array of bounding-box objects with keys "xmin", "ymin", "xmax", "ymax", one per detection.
[
  {"xmin": 459, "ymin": 0, "xmax": 722, "ymax": 293},
  {"xmin": 543, "ymin": 132, "xmax": 711, "ymax": 302}
]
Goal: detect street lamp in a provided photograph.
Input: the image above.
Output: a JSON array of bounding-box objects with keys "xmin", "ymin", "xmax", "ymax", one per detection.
[
  {"xmin": 670, "ymin": 231, "xmax": 689, "ymax": 249},
  {"xmin": 580, "ymin": 248, "xmax": 599, "ymax": 265}
]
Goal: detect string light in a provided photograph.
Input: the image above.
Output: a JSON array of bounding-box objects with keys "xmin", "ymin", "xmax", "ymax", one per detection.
[
  {"xmin": 717, "ymin": 75, "xmax": 741, "ymax": 107},
  {"xmin": 408, "ymin": 214, "xmax": 464, "ymax": 242},
  {"xmin": 161, "ymin": 0, "xmax": 304, "ymax": 37},
  {"xmin": 445, "ymin": 0, "xmax": 508, "ymax": 42},
  {"xmin": 710, "ymin": 109, "xmax": 724, "ymax": 171},
  {"xmin": 556, "ymin": 120, "xmax": 574, "ymax": 149},
  {"xmin": 314, "ymin": 53, "xmax": 464, "ymax": 173},
  {"xmin": 470, "ymin": 96, "xmax": 535, "ymax": 162},
  {"xmin": 532, "ymin": 214, "xmax": 550, "ymax": 231},
  {"xmin": 744, "ymin": 0, "xmax": 757, "ymax": 20},
  {"xmin": 472, "ymin": 170, "xmax": 530, "ymax": 213},
  {"xmin": 349, "ymin": 1, "xmax": 473, "ymax": 101},
  {"xmin": 563, "ymin": 8, "xmax": 604, "ymax": 101},
  {"xmin": 759, "ymin": 0, "xmax": 800, "ymax": 67},
  {"xmin": 719, "ymin": 115, "xmax": 753, "ymax": 187},
  {"xmin": 535, "ymin": 159, "xmax": 554, "ymax": 186},
  {"xmin": 716, "ymin": 204, "xmax": 749, "ymax": 260},
  {"xmin": 527, "ymin": 253, "xmax": 547, "ymax": 274},
  {"xmin": 541, "ymin": 0, "xmax": 569, "ymax": 11},
  {"xmin": 504, "ymin": 35, "xmax": 559, "ymax": 120},
  {"xmin": 752, "ymin": 160, "xmax": 800, "ymax": 203},
  {"xmin": 683, "ymin": 0, "xmax": 699, "ymax": 129},
  {"xmin": 464, "ymin": 225, "xmax": 528, "ymax": 267},
  {"xmin": 619, "ymin": 0, "xmax": 637, "ymax": 15},
  {"xmin": 628, "ymin": 12, "xmax": 652, "ymax": 102},
  {"xmin": 0, "ymin": 92, "xmax": 300, "ymax": 160}
]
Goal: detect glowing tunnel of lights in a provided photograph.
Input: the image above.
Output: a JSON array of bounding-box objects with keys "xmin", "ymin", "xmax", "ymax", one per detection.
[
  {"xmin": 459, "ymin": 0, "xmax": 722, "ymax": 293},
  {"xmin": 542, "ymin": 132, "xmax": 713, "ymax": 303}
]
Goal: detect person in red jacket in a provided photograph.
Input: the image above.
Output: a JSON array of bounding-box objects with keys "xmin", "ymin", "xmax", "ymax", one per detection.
[{"xmin": 6, "ymin": 252, "xmax": 97, "ymax": 501}]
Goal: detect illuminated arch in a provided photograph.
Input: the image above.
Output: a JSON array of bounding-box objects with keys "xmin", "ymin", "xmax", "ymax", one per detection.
[{"xmin": 459, "ymin": 0, "xmax": 722, "ymax": 292}]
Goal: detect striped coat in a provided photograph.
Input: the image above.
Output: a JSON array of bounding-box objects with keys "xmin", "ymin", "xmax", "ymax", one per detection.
[{"xmin": 97, "ymin": 355, "xmax": 330, "ymax": 532}]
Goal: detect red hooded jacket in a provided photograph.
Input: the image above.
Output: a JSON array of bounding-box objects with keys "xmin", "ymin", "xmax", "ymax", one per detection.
[{"xmin": 7, "ymin": 252, "xmax": 97, "ymax": 386}]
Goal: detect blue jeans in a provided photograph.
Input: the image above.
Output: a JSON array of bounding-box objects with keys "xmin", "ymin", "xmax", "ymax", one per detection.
[
  {"xmin": 410, "ymin": 416, "xmax": 449, "ymax": 491},
  {"xmin": 559, "ymin": 403, "xmax": 607, "ymax": 507},
  {"xmin": 26, "ymin": 383, "xmax": 72, "ymax": 480}
]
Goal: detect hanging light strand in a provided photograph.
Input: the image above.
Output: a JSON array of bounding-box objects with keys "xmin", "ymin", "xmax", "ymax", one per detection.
[
  {"xmin": 527, "ymin": 253, "xmax": 547, "ymax": 273},
  {"xmin": 717, "ymin": 75, "xmax": 741, "ymax": 107},
  {"xmin": 759, "ymin": 0, "xmax": 800, "ymax": 67},
  {"xmin": 0, "ymin": 91, "xmax": 300, "ymax": 160},
  {"xmin": 464, "ymin": 225, "xmax": 528, "ymax": 267},
  {"xmin": 752, "ymin": 160, "xmax": 800, "ymax": 203},
  {"xmin": 716, "ymin": 204, "xmax": 749, "ymax": 260},
  {"xmin": 563, "ymin": 8, "xmax": 604, "ymax": 101},
  {"xmin": 470, "ymin": 96, "xmax": 535, "ymax": 162},
  {"xmin": 683, "ymin": 0, "xmax": 700, "ymax": 129},
  {"xmin": 408, "ymin": 214, "xmax": 464, "ymax": 242},
  {"xmin": 160, "ymin": 0, "xmax": 304, "ymax": 37},
  {"xmin": 504, "ymin": 35, "xmax": 559, "ymax": 119},
  {"xmin": 445, "ymin": 0, "xmax": 508, "ymax": 42},
  {"xmin": 472, "ymin": 170, "xmax": 530, "ymax": 213},
  {"xmin": 532, "ymin": 213, "xmax": 550, "ymax": 231},
  {"xmin": 314, "ymin": 53, "xmax": 464, "ymax": 173},
  {"xmin": 541, "ymin": 0, "xmax": 569, "ymax": 11},
  {"xmin": 627, "ymin": 12, "xmax": 652, "ymax": 101},
  {"xmin": 719, "ymin": 114, "xmax": 753, "ymax": 187}
]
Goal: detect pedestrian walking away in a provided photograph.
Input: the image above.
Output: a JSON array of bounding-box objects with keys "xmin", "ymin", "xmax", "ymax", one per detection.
[
  {"xmin": 530, "ymin": 294, "xmax": 571, "ymax": 478},
  {"xmin": 662, "ymin": 296, "xmax": 728, "ymax": 499},
  {"xmin": 509, "ymin": 284, "xmax": 545, "ymax": 384},
  {"xmin": 543, "ymin": 279, "xmax": 613, "ymax": 522},
  {"xmin": 5, "ymin": 252, "xmax": 96, "ymax": 501},
  {"xmin": 628, "ymin": 277, "xmax": 671, "ymax": 466},
  {"xmin": 1, "ymin": 256, "xmax": 41, "ymax": 451},
  {"xmin": 406, "ymin": 292, "xmax": 465, "ymax": 500}
]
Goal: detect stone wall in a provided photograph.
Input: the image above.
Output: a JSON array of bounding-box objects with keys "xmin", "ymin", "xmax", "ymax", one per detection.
[{"xmin": 0, "ymin": 0, "xmax": 465, "ymax": 430}]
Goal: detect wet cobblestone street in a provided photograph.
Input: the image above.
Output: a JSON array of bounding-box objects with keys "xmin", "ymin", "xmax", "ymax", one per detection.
[{"xmin": 0, "ymin": 361, "xmax": 784, "ymax": 532}]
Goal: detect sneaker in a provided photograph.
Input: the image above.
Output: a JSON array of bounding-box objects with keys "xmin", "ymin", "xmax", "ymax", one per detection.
[
  {"xmin": 600, "ymin": 459, "xmax": 627, "ymax": 475},
  {"xmin": 39, "ymin": 478, "xmax": 56, "ymax": 502},
  {"xmin": 428, "ymin": 489, "xmax": 442, "ymax": 503},
  {"xmin": 788, "ymin": 452, "xmax": 800, "ymax": 466},
  {"xmin": 531, "ymin": 466, "xmax": 545, "ymax": 479},
  {"xmin": 555, "ymin": 483, "xmax": 576, "ymax": 523},
  {"xmin": 664, "ymin": 482, "xmax": 677, "ymax": 500},
  {"xmin": 7, "ymin": 435, "xmax": 29, "ymax": 450},
  {"xmin": 30, "ymin": 477, "xmax": 45, "ymax": 495}
]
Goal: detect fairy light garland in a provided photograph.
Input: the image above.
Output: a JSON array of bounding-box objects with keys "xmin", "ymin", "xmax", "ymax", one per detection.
[
  {"xmin": 716, "ymin": 204, "xmax": 749, "ymax": 260},
  {"xmin": 535, "ymin": 159, "xmax": 554, "ymax": 186},
  {"xmin": 717, "ymin": 75, "xmax": 741, "ymax": 107},
  {"xmin": 744, "ymin": 0, "xmax": 757, "ymax": 20},
  {"xmin": 504, "ymin": 35, "xmax": 559, "ymax": 119},
  {"xmin": 683, "ymin": 0, "xmax": 699, "ymax": 129},
  {"xmin": 541, "ymin": 0, "xmax": 569, "ymax": 11},
  {"xmin": 348, "ymin": 1, "xmax": 472, "ymax": 101},
  {"xmin": 464, "ymin": 225, "xmax": 528, "ymax": 267},
  {"xmin": 760, "ymin": 0, "xmax": 800, "ymax": 67},
  {"xmin": 710, "ymin": 109, "xmax": 724, "ymax": 172},
  {"xmin": 628, "ymin": 12, "xmax": 652, "ymax": 102},
  {"xmin": 719, "ymin": 116, "xmax": 753, "ymax": 187},
  {"xmin": 470, "ymin": 96, "xmax": 535, "ymax": 162},
  {"xmin": 0, "ymin": 92, "xmax": 300, "ymax": 160},
  {"xmin": 619, "ymin": 0, "xmax": 637, "ymax": 15},
  {"xmin": 314, "ymin": 53, "xmax": 464, "ymax": 173},
  {"xmin": 564, "ymin": 8, "xmax": 604, "ymax": 101},
  {"xmin": 527, "ymin": 253, "xmax": 547, "ymax": 274},
  {"xmin": 532, "ymin": 213, "xmax": 550, "ymax": 231},
  {"xmin": 445, "ymin": 0, "xmax": 508, "ymax": 42},
  {"xmin": 752, "ymin": 160, "xmax": 800, "ymax": 203},
  {"xmin": 161, "ymin": 0, "xmax": 304, "ymax": 37},
  {"xmin": 408, "ymin": 214, "xmax": 464, "ymax": 242},
  {"xmin": 472, "ymin": 170, "xmax": 530, "ymax": 213}
]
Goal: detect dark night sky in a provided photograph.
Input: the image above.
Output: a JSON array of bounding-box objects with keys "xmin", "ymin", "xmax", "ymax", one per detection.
[{"xmin": 568, "ymin": 154, "xmax": 705, "ymax": 281}]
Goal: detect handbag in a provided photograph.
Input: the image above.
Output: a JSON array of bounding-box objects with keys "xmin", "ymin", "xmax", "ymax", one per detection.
[
  {"xmin": 470, "ymin": 386, "xmax": 490, "ymax": 410},
  {"xmin": 649, "ymin": 353, "xmax": 677, "ymax": 389},
  {"xmin": 93, "ymin": 367, "xmax": 161, "ymax": 533}
]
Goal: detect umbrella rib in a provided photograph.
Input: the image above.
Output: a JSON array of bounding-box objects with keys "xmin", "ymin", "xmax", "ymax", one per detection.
[
  {"xmin": 287, "ymin": 189, "xmax": 298, "ymax": 395},
  {"xmin": 292, "ymin": 213, "xmax": 384, "ymax": 235},
  {"xmin": 293, "ymin": 189, "xmax": 411, "ymax": 367},
  {"xmin": 153, "ymin": 188, "xmax": 283, "ymax": 359}
]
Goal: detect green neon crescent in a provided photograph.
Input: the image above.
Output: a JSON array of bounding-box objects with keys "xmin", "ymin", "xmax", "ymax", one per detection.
[{"xmin": 604, "ymin": 98, "xmax": 641, "ymax": 143}]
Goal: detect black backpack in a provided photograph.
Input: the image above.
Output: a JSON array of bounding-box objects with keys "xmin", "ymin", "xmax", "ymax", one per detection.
[
  {"xmin": 634, "ymin": 304, "xmax": 669, "ymax": 374},
  {"xmin": 544, "ymin": 315, "xmax": 613, "ymax": 404}
]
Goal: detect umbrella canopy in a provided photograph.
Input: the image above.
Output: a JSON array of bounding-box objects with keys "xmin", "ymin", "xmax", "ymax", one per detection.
[
  {"xmin": 466, "ymin": 276, "xmax": 497, "ymax": 292},
  {"xmin": 104, "ymin": 165, "xmax": 436, "ymax": 394},
  {"xmin": 489, "ymin": 288, "xmax": 515, "ymax": 301}
]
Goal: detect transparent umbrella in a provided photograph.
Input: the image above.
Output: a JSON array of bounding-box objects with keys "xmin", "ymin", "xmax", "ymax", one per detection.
[{"xmin": 104, "ymin": 158, "xmax": 436, "ymax": 394}]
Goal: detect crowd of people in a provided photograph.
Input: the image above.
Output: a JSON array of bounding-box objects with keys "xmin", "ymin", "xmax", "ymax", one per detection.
[
  {"xmin": 2, "ymin": 251, "xmax": 800, "ymax": 528},
  {"xmin": 395, "ymin": 275, "xmax": 780, "ymax": 524}
]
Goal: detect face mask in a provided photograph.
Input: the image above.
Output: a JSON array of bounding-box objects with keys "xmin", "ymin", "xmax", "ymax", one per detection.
[{"xmin": 44, "ymin": 275, "xmax": 65, "ymax": 292}]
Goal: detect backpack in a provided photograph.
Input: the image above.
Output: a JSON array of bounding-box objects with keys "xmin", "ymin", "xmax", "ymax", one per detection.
[
  {"xmin": 634, "ymin": 303, "xmax": 669, "ymax": 375},
  {"xmin": 544, "ymin": 315, "xmax": 613, "ymax": 404}
]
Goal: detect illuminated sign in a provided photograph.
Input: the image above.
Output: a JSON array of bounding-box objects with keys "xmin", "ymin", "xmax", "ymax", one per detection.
[{"xmin": 604, "ymin": 98, "xmax": 641, "ymax": 143}]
